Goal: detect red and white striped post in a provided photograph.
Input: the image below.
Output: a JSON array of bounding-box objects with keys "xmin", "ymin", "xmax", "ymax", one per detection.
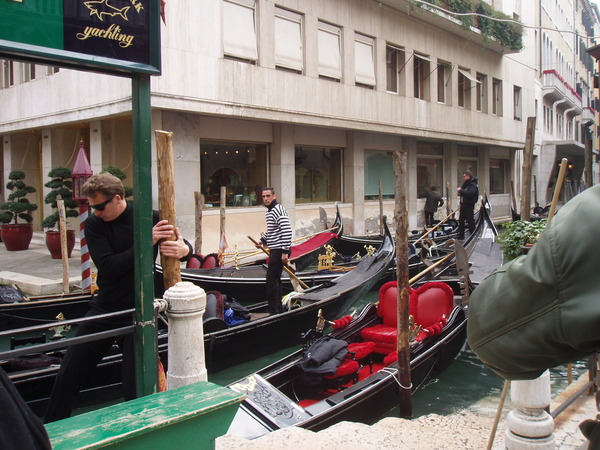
[{"xmin": 72, "ymin": 141, "xmax": 93, "ymax": 291}]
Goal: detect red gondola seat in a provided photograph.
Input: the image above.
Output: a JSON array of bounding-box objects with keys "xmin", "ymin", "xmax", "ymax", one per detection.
[{"xmin": 360, "ymin": 281, "xmax": 454, "ymax": 354}]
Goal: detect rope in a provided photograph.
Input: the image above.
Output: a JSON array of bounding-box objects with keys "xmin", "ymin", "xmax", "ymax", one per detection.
[{"xmin": 380, "ymin": 368, "xmax": 413, "ymax": 390}]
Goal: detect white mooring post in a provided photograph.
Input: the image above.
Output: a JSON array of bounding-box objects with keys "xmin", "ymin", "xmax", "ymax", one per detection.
[
  {"xmin": 505, "ymin": 370, "xmax": 555, "ymax": 449},
  {"xmin": 164, "ymin": 281, "xmax": 208, "ymax": 389}
]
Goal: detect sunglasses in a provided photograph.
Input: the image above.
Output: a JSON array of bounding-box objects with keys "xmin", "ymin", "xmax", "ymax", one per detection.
[{"xmin": 90, "ymin": 196, "xmax": 114, "ymax": 211}]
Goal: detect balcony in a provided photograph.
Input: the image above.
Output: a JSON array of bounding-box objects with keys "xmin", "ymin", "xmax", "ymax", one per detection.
[
  {"xmin": 583, "ymin": 106, "xmax": 596, "ymax": 124},
  {"xmin": 380, "ymin": 0, "xmax": 521, "ymax": 54},
  {"xmin": 542, "ymin": 70, "xmax": 582, "ymax": 113}
]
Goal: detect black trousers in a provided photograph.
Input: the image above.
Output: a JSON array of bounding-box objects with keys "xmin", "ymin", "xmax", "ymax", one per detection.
[
  {"xmin": 44, "ymin": 309, "xmax": 136, "ymax": 423},
  {"xmin": 424, "ymin": 211, "xmax": 435, "ymax": 227},
  {"xmin": 266, "ymin": 249, "xmax": 285, "ymax": 315},
  {"xmin": 458, "ymin": 204, "xmax": 475, "ymax": 238}
]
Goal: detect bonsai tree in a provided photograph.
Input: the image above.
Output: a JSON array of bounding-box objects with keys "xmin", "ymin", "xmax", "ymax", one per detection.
[
  {"xmin": 41, "ymin": 167, "xmax": 79, "ymax": 229},
  {"xmin": 0, "ymin": 170, "xmax": 38, "ymax": 225},
  {"xmin": 496, "ymin": 219, "xmax": 547, "ymax": 262},
  {"xmin": 102, "ymin": 165, "xmax": 133, "ymax": 198}
]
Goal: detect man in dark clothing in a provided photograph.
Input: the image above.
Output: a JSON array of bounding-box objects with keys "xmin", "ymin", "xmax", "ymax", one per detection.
[
  {"xmin": 44, "ymin": 173, "xmax": 192, "ymax": 423},
  {"xmin": 423, "ymin": 186, "xmax": 444, "ymax": 227},
  {"xmin": 255, "ymin": 187, "xmax": 293, "ymax": 315},
  {"xmin": 456, "ymin": 171, "xmax": 479, "ymax": 240}
]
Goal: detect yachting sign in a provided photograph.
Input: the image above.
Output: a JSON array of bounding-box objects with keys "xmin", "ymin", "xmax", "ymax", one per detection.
[{"xmin": 0, "ymin": 0, "xmax": 161, "ymax": 75}]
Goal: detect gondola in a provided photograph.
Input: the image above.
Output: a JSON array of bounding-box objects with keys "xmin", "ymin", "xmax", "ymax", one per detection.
[
  {"xmin": 2, "ymin": 219, "xmax": 396, "ymax": 416},
  {"xmin": 175, "ymin": 238, "xmax": 453, "ymax": 303},
  {"xmin": 186, "ymin": 206, "xmax": 344, "ymax": 273},
  {"xmin": 225, "ymin": 278, "xmax": 472, "ymax": 440}
]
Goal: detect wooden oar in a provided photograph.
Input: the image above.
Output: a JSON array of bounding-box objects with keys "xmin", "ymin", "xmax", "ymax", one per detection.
[
  {"xmin": 221, "ymin": 226, "xmax": 340, "ymax": 263},
  {"xmin": 413, "ymin": 207, "xmax": 460, "ymax": 246},
  {"xmin": 408, "ymin": 250, "xmax": 455, "ymax": 285},
  {"xmin": 247, "ymin": 236, "xmax": 309, "ymax": 290}
]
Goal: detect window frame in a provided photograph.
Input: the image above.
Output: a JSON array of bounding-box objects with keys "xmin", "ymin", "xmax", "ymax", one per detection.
[
  {"xmin": 318, "ymin": 21, "xmax": 342, "ymax": 81},
  {"xmin": 222, "ymin": 0, "xmax": 258, "ymax": 63},
  {"xmin": 274, "ymin": 7, "xmax": 303, "ymax": 73},
  {"xmin": 295, "ymin": 146, "xmax": 343, "ymax": 203},
  {"xmin": 354, "ymin": 33, "xmax": 376, "ymax": 87}
]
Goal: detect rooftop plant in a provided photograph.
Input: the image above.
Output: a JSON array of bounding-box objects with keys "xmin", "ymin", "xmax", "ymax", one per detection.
[{"xmin": 410, "ymin": 0, "xmax": 524, "ymax": 51}]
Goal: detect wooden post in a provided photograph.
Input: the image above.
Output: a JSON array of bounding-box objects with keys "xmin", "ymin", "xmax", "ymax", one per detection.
[
  {"xmin": 585, "ymin": 137, "xmax": 593, "ymax": 189},
  {"xmin": 520, "ymin": 117, "xmax": 536, "ymax": 222},
  {"xmin": 194, "ymin": 192, "xmax": 203, "ymax": 255},
  {"xmin": 392, "ymin": 150, "xmax": 412, "ymax": 419},
  {"xmin": 510, "ymin": 180, "xmax": 518, "ymax": 215},
  {"xmin": 379, "ymin": 178, "xmax": 384, "ymax": 235},
  {"xmin": 58, "ymin": 199, "xmax": 70, "ymax": 293},
  {"xmin": 155, "ymin": 130, "xmax": 181, "ymax": 291},
  {"xmin": 445, "ymin": 181, "xmax": 451, "ymax": 216},
  {"xmin": 548, "ymin": 158, "xmax": 568, "ymax": 223},
  {"xmin": 220, "ymin": 186, "xmax": 226, "ymax": 243}
]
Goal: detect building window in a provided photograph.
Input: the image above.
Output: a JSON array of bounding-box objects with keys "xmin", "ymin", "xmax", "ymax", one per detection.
[
  {"xmin": 413, "ymin": 54, "xmax": 429, "ymax": 100},
  {"xmin": 492, "ymin": 78, "xmax": 503, "ymax": 116},
  {"xmin": 318, "ymin": 21, "xmax": 342, "ymax": 80},
  {"xmin": 457, "ymin": 145, "xmax": 478, "ymax": 187},
  {"xmin": 457, "ymin": 71, "xmax": 466, "ymax": 108},
  {"xmin": 46, "ymin": 66, "xmax": 60, "ymax": 76},
  {"xmin": 21, "ymin": 63, "xmax": 35, "ymax": 83},
  {"xmin": 514, "ymin": 85, "xmax": 522, "ymax": 120},
  {"xmin": 1, "ymin": 60, "xmax": 14, "ymax": 88},
  {"xmin": 295, "ymin": 146, "xmax": 342, "ymax": 203},
  {"xmin": 437, "ymin": 62, "xmax": 450, "ymax": 104},
  {"xmin": 274, "ymin": 7, "xmax": 303, "ymax": 73},
  {"xmin": 364, "ymin": 151, "xmax": 394, "ymax": 200},
  {"xmin": 476, "ymin": 73, "xmax": 487, "ymax": 112},
  {"xmin": 417, "ymin": 142, "xmax": 444, "ymax": 197},
  {"xmin": 200, "ymin": 141, "xmax": 268, "ymax": 208},
  {"xmin": 222, "ymin": 0, "xmax": 258, "ymax": 62},
  {"xmin": 354, "ymin": 33, "xmax": 375, "ymax": 87},
  {"xmin": 386, "ymin": 44, "xmax": 404, "ymax": 94},
  {"xmin": 458, "ymin": 69, "xmax": 478, "ymax": 110},
  {"xmin": 489, "ymin": 159, "xmax": 508, "ymax": 194}
]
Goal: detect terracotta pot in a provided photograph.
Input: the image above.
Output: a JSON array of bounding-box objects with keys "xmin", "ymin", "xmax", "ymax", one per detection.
[
  {"xmin": 45, "ymin": 230, "xmax": 76, "ymax": 259},
  {"xmin": 1, "ymin": 224, "xmax": 34, "ymax": 251}
]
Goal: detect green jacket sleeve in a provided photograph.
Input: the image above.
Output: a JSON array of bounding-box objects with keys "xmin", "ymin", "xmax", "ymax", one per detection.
[{"xmin": 467, "ymin": 185, "xmax": 600, "ymax": 380}]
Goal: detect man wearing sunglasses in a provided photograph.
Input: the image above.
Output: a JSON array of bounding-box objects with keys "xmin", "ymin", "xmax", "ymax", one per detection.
[{"xmin": 44, "ymin": 172, "xmax": 192, "ymax": 423}]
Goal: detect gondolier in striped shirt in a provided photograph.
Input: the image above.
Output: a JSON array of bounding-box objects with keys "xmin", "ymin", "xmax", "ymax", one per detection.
[{"xmin": 255, "ymin": 187, "xmax": 293, "ymax": 315}]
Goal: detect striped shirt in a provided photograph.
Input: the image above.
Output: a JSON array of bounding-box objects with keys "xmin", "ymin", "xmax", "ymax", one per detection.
[{"xmin": 261, "ymin": 200, "xmax": 292, "ymax": 254}]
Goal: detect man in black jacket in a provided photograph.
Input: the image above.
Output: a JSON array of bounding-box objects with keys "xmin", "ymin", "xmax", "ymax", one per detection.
[
  {"xmin": 44, "ymin": 173, "xmax": 192, "ymax": 423},
  {"xmin": 456, "ymin": 170, "xmax": 479, "ymax": 240}
]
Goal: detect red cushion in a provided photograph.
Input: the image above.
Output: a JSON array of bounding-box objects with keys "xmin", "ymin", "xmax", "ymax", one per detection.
[
  {"xmin": 360, "ymin": 324, "xmax": 397, "ymax": 343},
  {"xmin": 186, "ymin": 254, "xmax": 203, "ymax": 269},
  {"xmin": 347, "ymin": 341, "xmax": 376, "ymax": 360},
  {"xmin": 289, "ymin": 232, "xmax": 338, "ymax": 261},
  {"xmin": 377, "ymin": 281, "xmax": 400, "ymax": 327},
  {"xmin": 383, "ymin": 352, "xmax": 398, "ymax": 366},
  {"xmin": 201, "ymin": 254, "xmax": 218, "ymax": 269},
  {"xmin": 409, "ymin": 282, "xmax": 454, "ymax": 328},
  {"xmin": 374, "ymin": 342, "xmax": 396, "ymax": 355},
  {"xmin": 323, "ymin": 359, "xmax": 359, "ymax": 379}
]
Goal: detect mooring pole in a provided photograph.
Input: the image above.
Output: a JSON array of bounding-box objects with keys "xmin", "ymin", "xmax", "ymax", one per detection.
[
  {"xmin": 393, "ymin": 150, "xmax": 412, "ymax": 418},
  {"xmin": 520, "ymin": 117, "xmax": 536, "ymax": 222},
  {"xmin": 155, "ymin": 130, "xmax": 182, "ymax": 291}
]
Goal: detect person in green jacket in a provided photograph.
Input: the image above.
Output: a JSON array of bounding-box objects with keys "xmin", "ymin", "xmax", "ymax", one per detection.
[{"xmin": 467, "ymin": 184, "xmax": 600, "ymax": 381}]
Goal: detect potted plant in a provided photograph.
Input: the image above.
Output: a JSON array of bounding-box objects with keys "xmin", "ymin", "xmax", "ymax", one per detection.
[
  {"xmin": 496, "ymin": 219, "xmax": 547, "ymax": 262},
  {"xmin": 0, "ymin": 170, "xmax": 38, "ymax": 251},
  {"xmin": 102, "ymin": 165, "xmax": 133, "ymax": 198},
  {"xmin": 42, "ymin": 167, "xmax": 79, "ymax": 258}
]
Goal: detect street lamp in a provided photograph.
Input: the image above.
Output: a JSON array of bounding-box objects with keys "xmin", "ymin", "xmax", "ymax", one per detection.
[{"xmin": 72, "ymin": 141, "xmax": 93, "ymax": 291}]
